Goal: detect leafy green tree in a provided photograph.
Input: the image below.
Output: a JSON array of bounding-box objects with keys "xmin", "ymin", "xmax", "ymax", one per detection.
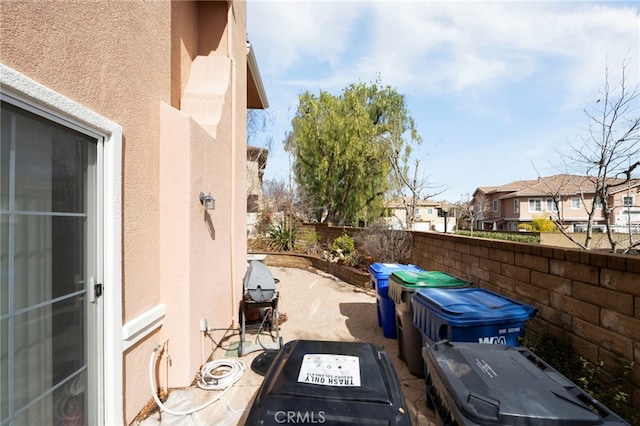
[{"xmin": 285, "ymin": 80, "xmax": 420, "ymax": 225}]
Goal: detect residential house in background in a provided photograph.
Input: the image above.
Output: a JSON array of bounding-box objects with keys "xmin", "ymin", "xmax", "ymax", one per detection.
[
  {"xmin": 473, "ymin": 174, "xmax": 640, "ymax": 232},
  {"xmin": 0, "ymin": 1, "xmax": 267, "ymax": 424},
  {"xmin": 385, "ymin": 198, "xmax": 456, "ymax": 232}
]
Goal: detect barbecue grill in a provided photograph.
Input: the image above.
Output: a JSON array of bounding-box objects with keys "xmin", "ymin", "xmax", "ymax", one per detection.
[
  {"xmin": 243, "ymin": 260, "xmax": 276, "ymax": 302},
  {"xmin": 238, "ymin": 260, "xmax": 282, "ymax": 356}
]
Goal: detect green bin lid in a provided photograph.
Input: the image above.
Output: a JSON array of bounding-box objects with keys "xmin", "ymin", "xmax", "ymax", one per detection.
[{"xmin": 390, "ymin": 270, "xmax": 470, "ymax": 289}]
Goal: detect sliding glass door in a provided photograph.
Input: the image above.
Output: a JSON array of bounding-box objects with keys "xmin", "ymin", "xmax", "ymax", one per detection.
[{"xmin": 1, "ymin": 100, "xmax": 99, "ymax": 426}]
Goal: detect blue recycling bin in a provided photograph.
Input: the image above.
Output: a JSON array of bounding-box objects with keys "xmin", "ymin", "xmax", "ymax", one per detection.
[
  {"xmin": 368, "ymin": 263, "xmax": 423, "ymax": 339},
  {"xmin": 412, "ymin": 287, "xmax": 537, "ymax": 348}
]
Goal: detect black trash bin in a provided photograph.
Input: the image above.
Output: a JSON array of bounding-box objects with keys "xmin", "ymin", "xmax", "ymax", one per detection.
[
  {"xmin": 246, "ymin": 339, "xmax": 411, "ymax": 425},
  {"xmin": 422, "ymin": 341, "xmax": 629, "ymax": 425}
]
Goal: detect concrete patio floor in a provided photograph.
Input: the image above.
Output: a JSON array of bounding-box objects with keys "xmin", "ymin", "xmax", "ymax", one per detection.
[{"xmin": 134, "ymin": 265, "xmax": 436, "ymax": 425}]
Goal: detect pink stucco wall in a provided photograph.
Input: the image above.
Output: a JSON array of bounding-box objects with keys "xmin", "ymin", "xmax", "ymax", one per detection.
[{"xmin": 1, "ymin": 1, "xmax": 250, "ymax": 423}]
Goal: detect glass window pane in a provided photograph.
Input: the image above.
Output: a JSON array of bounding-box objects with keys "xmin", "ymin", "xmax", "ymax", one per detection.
[
  {"xmin": 50, "ymin": 131, "xmax": 90, "ymax": 214},
  {"xmin": 571, "ymin": 198, "xmax": 581, "ymax": 209},
  {"xmin": 1, "ymin": 108, "xmax": 10, "ymax": 211},
  {"xmin": 12, "ymin": 215, "xmax": 85, "ymax": 310},
  {"xmin": 2, "ymin": 103, "xmax": 92, "ymax": 214},
  {"xmin": 12, "ymin": 298, "xmax": 84, "ymax": 412},
  {"xmin": 11, "ymin": 375, "xmax": 86, "ymax": 426},
  {"xmin": 1, "ymin": 214, "xmax": 7, "ymax": 316},
  {"xmin": 1, "ymin": 318, "xmax": 8, "ymax": 422}
]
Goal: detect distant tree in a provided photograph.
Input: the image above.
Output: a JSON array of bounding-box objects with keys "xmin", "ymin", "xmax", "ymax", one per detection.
[
  {"xmin": 456, "ymin": 194, "xmax": 474, "ymax": 235},
  {"xmin": 548, "ymin": 59, "xmax": 640, "ymax": 252},
  {"xmin": 388, "ymin": 157, "xmax": 446, "ymax": 230},
  {"xmin": 263, "ymin": 178, "xmax": 292, "ymax": 213},
  {"xmin": 457, "ymin": 193, "xmax": 491, "ymax": 236},
  {"xmin": 285, "ymin": 80, "xmax": 420, "ymax": 225},
  {"xmin": 247, "ymin": 109, "xmax": 274, "ymax": 148}
]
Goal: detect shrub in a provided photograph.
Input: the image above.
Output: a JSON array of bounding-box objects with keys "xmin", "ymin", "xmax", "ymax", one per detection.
[
  {"xmin": 254, "ymin": 207, "xmax": 275, "ymax": 236},
  {"xmin": 297, "ymin": 228, "xmax": 321, "ymax": 255},
  {"xmin": 522, "ymin": 334, "xmax": 638, "ymax": 424},
  {"xmin": 331, "ymin": 232, "xmax": 355, "ymax": 255},
  {"xmin": 531, "ymin": 216, "xmax": 557, "ymax": 232},
  {"xmin": 322, "ymin": 232, "xmax": 360, "ymax": 266},
  {"xmin": 516, "ymin": 217, "xmax": 557, "ymax": 233},
  {"xmin": 455, "ymin": 230, "xmax": 539, "ymax": 244},
  {"xmin": 518, "ymin": 223, "xmax": 533, "ymax": 232},
  {"xmin": 356, "ymin": 225, "xmax": 413, "ymax": 264},
  {"xmin": 266, "ymin": 222, "xmax": 297, "ymax": 251}
]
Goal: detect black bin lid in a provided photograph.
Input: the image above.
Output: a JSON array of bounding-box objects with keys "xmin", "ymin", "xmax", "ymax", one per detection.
[
  {"xmin": 423, "ymin": 341, "xmax": 629, "ymax": 425},
  {"xmin": 246, "ymin": 339, "xmax": 411, "ymax": 425}
]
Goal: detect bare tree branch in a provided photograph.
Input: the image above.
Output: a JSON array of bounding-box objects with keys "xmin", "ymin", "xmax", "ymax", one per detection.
[{"xmin": 543, "ymin": 57, "xmax": 640, "ymax": 252}]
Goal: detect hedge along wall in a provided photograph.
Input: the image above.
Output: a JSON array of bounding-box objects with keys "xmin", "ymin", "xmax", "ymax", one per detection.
[{"xmin": 312, "ymin": 224, "xmax": 640, "ymax": 408}]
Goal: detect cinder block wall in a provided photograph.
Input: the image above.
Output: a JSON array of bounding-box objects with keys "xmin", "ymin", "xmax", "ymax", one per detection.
[
  {"xmin": 313, "ymin": 224, "xmax": 640, "ymax": 408},
  {"xmin": 306, "ymin": 223, "xmax": 364, "ymax": 248}
]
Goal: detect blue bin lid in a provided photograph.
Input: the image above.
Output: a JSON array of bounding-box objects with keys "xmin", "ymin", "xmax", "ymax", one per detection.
[
  {"xmin": 413, "ymin": 288, "xmax": 537, "ymax": 325},
  {"xmin": 368, "ymin": 263, "xmax": 423, "ymax": 279}
]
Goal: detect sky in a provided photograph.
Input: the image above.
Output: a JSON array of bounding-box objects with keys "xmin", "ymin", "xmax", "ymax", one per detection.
[{"xmin": 246, "ymin": 0, "xmax": 640, "ymax": 202}]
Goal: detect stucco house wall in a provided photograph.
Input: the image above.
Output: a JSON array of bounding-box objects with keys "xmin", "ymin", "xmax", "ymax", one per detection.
[{"xmin": 1, "ymin": 1, "xmax": 259, "ymax": 423}]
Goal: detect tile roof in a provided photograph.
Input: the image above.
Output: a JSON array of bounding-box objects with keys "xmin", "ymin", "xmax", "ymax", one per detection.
[
  {"xmin": 385, "ymin": 197, "xmax": 441, "ymax": 208},
  {"xmin": 474, "ymin": 174, "xmax": 640, "ymax": 199}
]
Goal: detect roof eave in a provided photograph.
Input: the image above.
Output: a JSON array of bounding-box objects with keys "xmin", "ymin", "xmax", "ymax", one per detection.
[{"xmin": 247, "ymin": 42, "xmax": 269, "ymax": 109}]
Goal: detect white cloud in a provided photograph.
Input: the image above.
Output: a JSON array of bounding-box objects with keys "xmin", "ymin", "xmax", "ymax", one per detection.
[
  {"xmin": 359, "ymin": 2, "xmax": 638, "ymax": 96},
  {"xmin": 248, "ymin": 1, "xmax": 366, "ymax": 74},
  {"xmin": 250, "ymin": 1, "xmax": 638, "ymax": 102}
]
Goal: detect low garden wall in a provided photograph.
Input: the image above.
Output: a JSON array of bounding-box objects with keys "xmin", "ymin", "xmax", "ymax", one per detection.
[
  {"xmin": 310, "ymin": 224, "xmax": 640, "ymax": 409},
  {"xmin": 258, "ymin": 252, "xmax": 371, "ymax": 291}
]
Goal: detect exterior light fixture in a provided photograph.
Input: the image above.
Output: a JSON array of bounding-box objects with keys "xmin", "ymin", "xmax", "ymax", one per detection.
[{"xmin": 199, "ymin": 192, "xmax": 215, "ymax": 210}]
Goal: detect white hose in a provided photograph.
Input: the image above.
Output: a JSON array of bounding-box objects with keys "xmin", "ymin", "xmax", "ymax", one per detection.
[
  {"xmin": 149, "ymin": 345, "xmax": 246, "ymax": 417},
  {"xmin": 197, "ymin": 358, "xmax": 246, "ymax": 391}
]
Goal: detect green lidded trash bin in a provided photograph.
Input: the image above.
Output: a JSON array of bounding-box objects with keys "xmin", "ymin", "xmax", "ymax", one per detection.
[{"xmin": 389, "ymin": 270, "xmax": 471, "ymax": 377}]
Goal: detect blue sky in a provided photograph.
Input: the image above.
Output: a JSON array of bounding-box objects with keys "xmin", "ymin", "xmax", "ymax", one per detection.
[{"xmin": 247, "ymin": 0, "xmax": 640, "ymax": 202}]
